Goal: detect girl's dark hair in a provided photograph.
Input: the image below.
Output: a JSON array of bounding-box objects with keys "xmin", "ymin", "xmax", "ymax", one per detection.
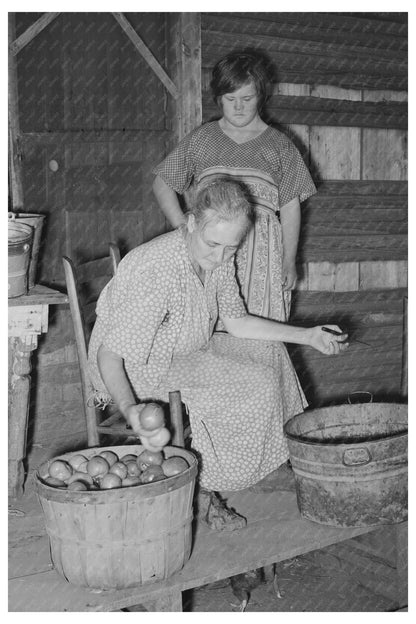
[{"xmin": 210, "ymin": 51, "xmax": 271, "ymax": 113}]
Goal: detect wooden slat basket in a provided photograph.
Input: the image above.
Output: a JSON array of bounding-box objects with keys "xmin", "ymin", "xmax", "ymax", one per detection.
[{"xmin": 34, "ymin": 444, "xmax": 198, "ymax": 590}]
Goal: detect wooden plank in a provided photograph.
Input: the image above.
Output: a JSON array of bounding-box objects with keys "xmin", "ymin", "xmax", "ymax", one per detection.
[
  {"xmin": 290, "ymin": 290, "xmax": 406, "ymax": 326},
  {"xmin": 8, "ymin": 488, "xmax": 375, "ymax": 611},
  {"xmin": 362, "ymin": 128, "xmax": 407, "ymax": 180},
  {"xmin": 310, "ymin": 180, "xmax": 407, "ymax": 196},
  {"xmin": 201, "ymin": 30, "xmax": 407, "ymax": 70},
  {"xmin": 21, "ymin": 129, "xmax": 170, "ymax": 148},
  {"xmin": 203, "ymin": 94, "xmax": 407, "ymax": 129},
  {"xmin": 9, "ymin": 12, "xmax": 60, "ymax": 56},
  {"xmin": 298, "ymin": 234, "xmax": 407, "ymax": 263},
  {"xmin": 205, "ymin": 12, "xmax": 407, "ymax": 40},
  {"xmin": 201, "ymin": 13, "xmax": 407, "ymax": 51},
  {"xmin": 359, "ymin": 261, "xmax": 408, "ymax": 290},
  {"xmin": 8, "ymin": 285, "xmax": 68, "ymax": 307},
  {"xmin": 111, "ymin": 13, "xmax": 179, "ymax": 100}
]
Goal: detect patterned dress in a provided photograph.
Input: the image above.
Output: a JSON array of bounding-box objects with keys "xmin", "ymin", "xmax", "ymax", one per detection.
[
  {"xmin": 152, "ymin": 121, "xmax": 316, "ymax": 321},
  {"xmin": 88, "ymin": 228, "xmax": 307, "ymax": 491}
]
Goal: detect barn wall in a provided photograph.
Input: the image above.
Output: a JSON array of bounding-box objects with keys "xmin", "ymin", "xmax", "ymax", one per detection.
[
  {"xmin": 201, "ymin": 12, "xmax": 408, "ymax": 405},
  {"xmin": 14, "ymin": 13, "xmax": 173, "ymax": 452},
  {"xmin": 13, "ymin": 12, "xmax": 407, "ymax": 454}
]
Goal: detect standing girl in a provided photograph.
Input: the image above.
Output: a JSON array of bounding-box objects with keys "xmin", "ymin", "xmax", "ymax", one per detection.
[{"xmin": 152, "ymin": 51, "xmax": 316, "ymax": 322}]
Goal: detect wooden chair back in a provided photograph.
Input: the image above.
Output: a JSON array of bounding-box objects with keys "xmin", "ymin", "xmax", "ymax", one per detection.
[{"xmin": 62, "ymin": 245, "xmax": 185, "ymax": 448}]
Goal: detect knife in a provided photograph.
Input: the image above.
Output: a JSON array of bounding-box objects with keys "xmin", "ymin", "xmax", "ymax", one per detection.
[{"xmin": 321, "ymin": 326, "xmax": 371, "ymax": 347}]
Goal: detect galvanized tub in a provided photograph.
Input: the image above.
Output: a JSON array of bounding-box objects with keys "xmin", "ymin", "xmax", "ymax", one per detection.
[
  {"xmin": 9, "ymin": 212, "xmax": 45, "ymax": 289},
  {"xmin": 35, "ymin": 444, "xmax": 198, "ymax": 590},
  {"xmin": 284, "ymin": 403, "xmax": 407, "ymax": 527},
  {"xmin": 8, "ymin": 221, "xmax": 33, "ymax": 298}
]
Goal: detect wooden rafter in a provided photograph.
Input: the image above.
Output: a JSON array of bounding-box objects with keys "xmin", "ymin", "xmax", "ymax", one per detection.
[
  {"xmin": 9, "ymin": 12, "xmax": 60, "ymax": 56},
  {"xmin": 112, "ymin": 12, "xmax": 180, "ymax": 100}
]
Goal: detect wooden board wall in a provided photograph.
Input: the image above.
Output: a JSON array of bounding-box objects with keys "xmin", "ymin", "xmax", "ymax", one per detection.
[
  {"xmin": 201, "ymin": 12, "xmax": 407, "ymax": 405},
  {"xmin": 15, "ymin": 13, "xmax": 171, "ymax": 286},
  {"xmin": 201, "ymin": 12, "xmax": 408, "ymax": 293}
]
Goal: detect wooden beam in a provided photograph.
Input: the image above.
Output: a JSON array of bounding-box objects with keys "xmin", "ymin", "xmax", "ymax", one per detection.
[
  {"xmin": 9, "ymin": 13, "xmax": 60, "ymax": 56},
  {"xmin": 112, "ymin": 12, "xmax": 179, "ymax": 100},
  {"xmin": 8, "ymin": 14, "xmax": 24, "ymax": 210},
  {"xmin": 168, "ymin": 13, "xmax": 202, "ymax": 143}
]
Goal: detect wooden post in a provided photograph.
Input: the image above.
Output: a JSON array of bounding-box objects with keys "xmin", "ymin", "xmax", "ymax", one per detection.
[
  {"xmin": 168, "ymin": 13, "xmax": 202, "ymax": 145},
  {"xmin": 8, "ymin": 13, "xmax": 24, "ymax": 210},
  {"xmin": 8, "ymin": 335, "xmax": 38, "ymax": 498},
  {"xmin": 400, "ymin": 295, "xmax": 407, "ymax": 399}
]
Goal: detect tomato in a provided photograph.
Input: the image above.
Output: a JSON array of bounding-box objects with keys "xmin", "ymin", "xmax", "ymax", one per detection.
[
  {"xmin": 98, "ymin": 450, "xmax": 119, "ymax": 467},
  {"xmin": 109, "ymin": 461, "xmax": 128, "ymax": 480},
  {"xmin": 120, "ymin": 454, "xmax": 137, "ymax": 463},
  {"xmin": 100, "ymin": 473, "xmax": 122, "ymax": 489},
  {"xmin": 86, "ymin": 456, "xmax": 110, "ymax": 477},
  {"xmin": 67, "ymin": 480, "xmax": 88, "ymax": 491},
  {"xmin": 161, "ymin": 456, "xmax": 189, "ymax": 477},
  {"xmin": 43, "ymin": 476, "xmax": 66, "ymax": 488},
  {"xmin": 68, "ymin": 454, "xmax": 88, "ymax": 471},
  {"xmin": 122, "ymin": 476, "xmax": 142, "ymax": 487},
  {"xmin": 66, "ymin": 471, "xmax": 94, "ymax": 486},
  {"xmin": 139, "ymin": 403, "xmax": 165, "ymax": 431},
  {"xmin": 147, "ymin": 427, "xmax": 170, "ymax": 450},
  {"xmin": 125, "ymin": 461, "xmax": 141, "ymax": 477},
  {"xmin": 137, "ymin": 449, "xmax": 164, "ymax": 471},
  {"xmin": 48, "ymin": 460, "xmax": 73, "ymax": 481},
  {"xmin": 140, "ymin": 465, "xmax": 166, "ymax": 483}
]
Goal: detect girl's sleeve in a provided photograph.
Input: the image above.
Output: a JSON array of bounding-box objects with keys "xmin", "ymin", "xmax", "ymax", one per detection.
[
  {"xmin": 278, "ymin": 137, "xmax": 317, "ymax": 207},
  {"xmin": 152, "ymin": 131, "xmax": 196, "ymax": 194},
  {"xmin": 217, "ymin": 260, "xmax": 247, "ymax": 319}
]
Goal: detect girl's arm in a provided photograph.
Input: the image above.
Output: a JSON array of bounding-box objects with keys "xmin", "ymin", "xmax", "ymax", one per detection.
[
  {"xmin": 280, "ymin": 196, "xmax": 301, "ymax": 291},
  {"xmin": 152, "ymin": 175, "xmax": 186, "ymax": 228}
]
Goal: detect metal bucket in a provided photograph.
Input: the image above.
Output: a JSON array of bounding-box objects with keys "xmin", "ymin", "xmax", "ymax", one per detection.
[
  {"xmin": 8, "ymin": 212, "xmax": 45, "ymax": 289},
  {"xmin": 8, "ymin": 221, "xmax": 33, "ymax": 298},
  {"xmin": 284, "ymin": 403, "xmax": 408, "ymax": 527}
]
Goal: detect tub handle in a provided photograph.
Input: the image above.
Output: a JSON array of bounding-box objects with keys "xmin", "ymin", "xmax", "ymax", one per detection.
[
  {"xmin": 23, "ymin": 243, "xmax": 30, "ymax": 252},
  {"xmin": 343, "ymin": 447, "xmax": 372, "ymax": 466},
  {"xmin": 347, "ymin": 391, "xmax": 373, "ymax": 404}
]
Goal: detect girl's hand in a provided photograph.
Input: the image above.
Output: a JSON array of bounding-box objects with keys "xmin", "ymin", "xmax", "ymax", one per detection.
[
  {"xmin": 282, "ymin": 259, "xmax": 297, "ymax": 291},
  {"xmin": 309, "ymin": 325, "xmax": 349, "ymax": 355}
]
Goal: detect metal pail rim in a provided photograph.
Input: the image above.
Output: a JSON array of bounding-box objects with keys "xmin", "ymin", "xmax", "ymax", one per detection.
[{"xmin": 8, "ymin": 221, "xmax": 33, "ymax": 244}]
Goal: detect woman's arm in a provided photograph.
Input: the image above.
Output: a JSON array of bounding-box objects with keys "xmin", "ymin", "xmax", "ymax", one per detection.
[
  {"xmin": 222, "ymin": 315, "xmax": 348, "ymax": 356},
  {"xmin": 280, "ymin": 196, "xmax": 301, "ymax": 291},
  {"xmin": 97, "ymin": 344, "xmax": 162, "ymax": 447},
  {"xmin": 152, "ymin": 175, "xmax": 186, "ymax": 228}
]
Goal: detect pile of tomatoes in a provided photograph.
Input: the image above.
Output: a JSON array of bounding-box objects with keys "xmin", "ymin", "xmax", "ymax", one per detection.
[
  {"xmin": 43, "ymin": 448, "xmax": 189, "ymax": 491},
  {"xmin": 42, "ymin": 403, "xmax": 189, "ymax": 491}
]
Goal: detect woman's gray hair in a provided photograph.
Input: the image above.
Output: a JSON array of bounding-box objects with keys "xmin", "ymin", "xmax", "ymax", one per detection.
[{"xmin": 191, "ymin": 178, "xmax": 255, "ymax": 236}]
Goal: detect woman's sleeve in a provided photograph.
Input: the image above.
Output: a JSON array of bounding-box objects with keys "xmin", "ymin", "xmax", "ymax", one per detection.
[
  {"xmin": 152, "ymin": 131, "xmax": 196, "ymax": 194},
  {"xmin": 278, "ymin": 137, "xmax": 317, "ymax": 207},
  {"xmin": 100, "ymin": 261, "xmax": 173, "ymax": 366},
  {"xmin": 217, "ymin": 260, "xmax": 247, "ymax": 319}
]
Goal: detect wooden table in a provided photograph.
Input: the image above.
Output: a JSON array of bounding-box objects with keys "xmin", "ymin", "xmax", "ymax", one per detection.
[
  {"xmin": 8, "ymin": 285, "xmax": 68, "ymax": 499},
  {"xmin": 8, "ymin": 483, "xmax": 408, "ymax": 612}
]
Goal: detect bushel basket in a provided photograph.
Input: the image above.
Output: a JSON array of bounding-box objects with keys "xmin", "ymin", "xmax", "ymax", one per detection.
[{"xmin": 35, "ymin": 444, "xmax": 198, "ymax": 590}]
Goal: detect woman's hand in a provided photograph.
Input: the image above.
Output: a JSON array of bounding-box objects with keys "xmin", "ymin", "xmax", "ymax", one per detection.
[
  {"xmin": 123, "ymin": 404, "xmax": 165, "ymax": 452},
  {"xmin": 309, "ymin": 325, "xmax": 349, "ymax": 355}
]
